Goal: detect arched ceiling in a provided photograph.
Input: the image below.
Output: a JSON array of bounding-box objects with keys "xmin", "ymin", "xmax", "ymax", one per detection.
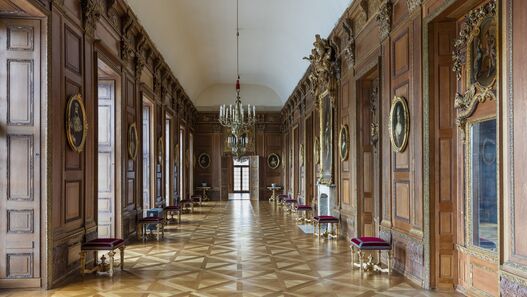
[{"xmin": 126, "ymin": 0, "xmax": 352, "ymax": 109}]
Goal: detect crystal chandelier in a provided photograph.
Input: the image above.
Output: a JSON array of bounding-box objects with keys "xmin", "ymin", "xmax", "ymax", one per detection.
[{"xmin": 218, "ymin": 0, "xmax": 256, "ymax": 159}]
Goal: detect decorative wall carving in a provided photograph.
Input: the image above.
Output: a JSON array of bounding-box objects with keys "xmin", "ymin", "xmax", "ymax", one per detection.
[
  {"xmin": 452, "ymin": 0, "xmax": 497, "ymax": 130},
  {"xmin": 406, "ymin": 0, "xmax": 422, "ymax": 14},
  {"xmin": 501, "ymin": 273, "xmax": 527, "ymax": 297},
  {"xmin": 81, "ymin": 0, "xmax": 103, "ymax": 36},
  {"xmin": 121, "ymin": 12, "xmax": 134, "ymax": 61},
  {"xmin": 303, "ymin": 34, "xmax": 338, "ymax": 101},
  {"xmin": 341, "ymin": 18, "xmax": 356, "ymax": 68},
  {"xmin": 376, "ymin": 0, "xmax": 392, "ymax": 41}
]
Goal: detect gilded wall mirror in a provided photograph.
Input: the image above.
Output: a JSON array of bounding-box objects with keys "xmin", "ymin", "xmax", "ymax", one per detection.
[
  {"xmin": 389, "ymin": 96, "xmax": 409, "ymax": 153},
  {"xmin": 66, "ymin": 94, "xmax": 88, "ymax": 153},
  {"xmin": 128, "ymin": 123, "xmax": 138, "ymax": 160},
  {"xmin": 339, "ymin": 124, "xmax": 350, "ymax": 161},
  {"xmin": 267, "ymin": 153, "xmax": 281, "ymax": 170},
  {"xmin": 198, "ymin": 153, "xmax": 210, "ymax": 169}
]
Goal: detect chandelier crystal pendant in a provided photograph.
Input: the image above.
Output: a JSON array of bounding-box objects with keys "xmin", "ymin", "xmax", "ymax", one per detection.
[{"xmin": 218, "ymin": 0, "xmax": 256, "ymax": 159}]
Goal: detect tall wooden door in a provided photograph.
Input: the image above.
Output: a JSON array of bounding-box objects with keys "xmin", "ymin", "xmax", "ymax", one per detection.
[
  {"xmin": 358, "ymin": 77, "xmax": 376, "ymax": 236},
  {"xmin": 0, "ymin": 18, "xmax": 42, "ymax": 286},
  {"xmin": 97, "ymin": 80, "xmax": 115, "ymax": 238},
  {"xmin": 430, "ymin": 21, "xmax": 457, "ymax": 289}
]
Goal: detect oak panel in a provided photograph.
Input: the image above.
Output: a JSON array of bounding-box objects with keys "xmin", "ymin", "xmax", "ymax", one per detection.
[{"xmin": 7, "ymin": 59, "xmax": 33, "ymax": 125}]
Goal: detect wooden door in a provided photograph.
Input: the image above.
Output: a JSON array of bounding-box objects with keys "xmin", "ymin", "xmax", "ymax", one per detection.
[
  {"xmin": 97, "ymin": 80, "xmax": 115, "ymax": 238},
  {"xmin": 430, "ymin": 21, "xmax": 457, "ymax": 289},
  {"xmin": 0, "ymin": 18, "xmax": 42, "ymax": 286},
  {"xmin": 358, "ymin": 79, "xmax": 375, "ymax": 236}
]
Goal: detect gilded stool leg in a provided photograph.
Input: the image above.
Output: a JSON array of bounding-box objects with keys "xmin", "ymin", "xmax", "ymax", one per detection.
[
  {"xmin": 119, "ymin": 246, "xmax": 125, "ymax": 270},
  {"xmin": 351, "ymin": 247, "xmax": 355, "ymax": 269},
  {"xmin": 388, "ymin": 250, "xmax": 392, "ymax": 274},
  {"xmin": 358, "ymin": 250, "xmax": 363, "ymax": 273},
  {"xmin": 161, "ymin": 221, "xmax": 165, "ymax": 239},
  {"xmin": 79, "ymin": 251, "xmax": 86, "ymax": 275},
  {"xmin": 156, "ymin": 223, "xmax": 160, "ymax": 240},
  {"xmin": 108, "ymin": 251, "xmax": 115, "ymax": 277}
]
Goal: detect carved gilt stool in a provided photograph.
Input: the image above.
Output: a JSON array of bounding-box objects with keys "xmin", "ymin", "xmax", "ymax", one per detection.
[
  {"xmin": 137, "ymin": 216, "xmax": 165, "ymax": 241},
  {"xmin": 277, "ymin": 194, "xmax": 288, "ymax": 207},
  {"xmin": 164, "ymin": 205, "xmax": 182, "ymax": 224},
  {"xmin": 191, "ymin": 194, "xmax": 203, "ymax": 207},
  {"xmin": 283, "ymin": 198, "xmax": 298, "ymax": 213},
  {"xmin": 313, "ymin": 216, "xmax": 339, "ymax": 239},
  {"xmin": 80, "ymin": 238, "xmax": 125, "ymax": 277},
  {"xmin": 295, "ymin": 205, "xmax": 312, "ymax": 223},
  {"xmin": 350, "ymin": 237, "xmax": 392, "ymax": 273},
  {"xmin": 180, "ymin": 197, "xmax": 194, "ymax": 213}
]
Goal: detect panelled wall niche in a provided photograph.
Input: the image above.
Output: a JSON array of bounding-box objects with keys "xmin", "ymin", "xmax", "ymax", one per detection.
[
  {"xmin": 0, "ymin": 0, "xmax": 197, "ymax": 289},
  {"xmin": 281, "ymin": 0, "xmax": 526, "ymax": 296}
]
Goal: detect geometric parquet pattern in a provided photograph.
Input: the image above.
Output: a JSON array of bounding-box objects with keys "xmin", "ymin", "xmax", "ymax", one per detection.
[{"xmin": 1, "ymin": 200, "xmax": 462, "ymax": 297}]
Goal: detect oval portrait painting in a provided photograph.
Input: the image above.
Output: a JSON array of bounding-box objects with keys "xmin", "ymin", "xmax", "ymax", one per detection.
[
  {"xmin": 198, "ymin": 153, "xmax": 211, "ymax": 169},
  {"xmin": 128, "ymin": 123, "xmax": 138, "ymax": 160},
  {"xmin": 339, "ymin": 124, "xmax": 349, "ymax": 161},
  {"xmin": 389, "ymin": 96, "xmax": 410, "ymax": 152},
  {"xmin": 66, "ymin": 94, "xmax": 88, "ymax": 153},
  {"xmin": 267, "ymin": 153, "xmax": 281, "ymax": 170}
]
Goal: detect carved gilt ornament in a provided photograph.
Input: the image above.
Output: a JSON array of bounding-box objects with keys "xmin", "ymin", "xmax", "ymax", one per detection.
[
  {"xmin": 452, "ymin": 0, "xmax": 497, "ymax": 131},
  {"xmin": 376, "ymin": 0, "xmax": 392, "ymax": 41},
  {"xmin": 81, "ymin": 0, "xmax": 103, "ymax": 36}
]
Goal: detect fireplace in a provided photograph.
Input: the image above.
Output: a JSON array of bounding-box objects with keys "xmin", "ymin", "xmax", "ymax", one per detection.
[{"xmin": 317, "ymin": 183, "xmax": 337, "ymax": 217}]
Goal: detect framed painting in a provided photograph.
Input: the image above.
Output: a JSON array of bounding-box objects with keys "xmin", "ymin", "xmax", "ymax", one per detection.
[
  {"xmin": 339, "ymin": 124, "xmax": 349, "ymax": 161},
  {"xmin": 128, "ymin": 123, "xmax": 138, "ymax": 160},
  {"xmin": 319, "ymin": 90, "xmax": 333, "ymax": 185},
  {"xmin": 66, "ymin": 94, "xmax": 88, "ymax": 153},
  {"xmin": 389, "ymin": 96, "xmax": 409, "ymax": 153},
  {"xmin": 314, "ymin": 137, "xmax": 320, "ymax": 165},
  {"xmin": 198, "ymin": 153, "xmax": 211, "ymax": 169},
  {"xmin": 267, "ymin": 153, "xmax": 281, "ymax": 170}
]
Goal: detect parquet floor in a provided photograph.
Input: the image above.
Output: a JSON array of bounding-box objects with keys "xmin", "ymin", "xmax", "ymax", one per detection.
[{"xmin": 2, "ymin": 200, "xmax": 462, "ymax": 297}]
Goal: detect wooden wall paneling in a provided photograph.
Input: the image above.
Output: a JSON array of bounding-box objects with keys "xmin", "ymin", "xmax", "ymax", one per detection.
[{"xmin": 501, "ymin": 0, "xmax": 527, "ymax": 294}]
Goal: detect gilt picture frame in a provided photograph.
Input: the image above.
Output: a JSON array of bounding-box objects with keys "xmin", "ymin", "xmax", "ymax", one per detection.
[
  {"xmin": 128, "ymin": 123, "xmax": 138, "ymax": 160},
  {"xmin": 339, "ymin": 124, "xmax": 350, "ymax": 161},
  {"xmin": 66, "ymin": 94, "xmax": 88, "ymax": 153},
  {"xmin": 319, "ymin": 89, "xmax": 333, "ymax": 185},
  {"xmin": 389, "ymin": 96, "xmax": 409, "ymax": 153},
  {"xmin": 198, "ymin": 153, "xmax": 211, "ymax": 169},
  {"xmin": 314, "ymin": 137, "xmax": 320, "ymax": 165},
  {"xmin": 267, "ymin": 153, "xmax": 281, "ymax": 170}
]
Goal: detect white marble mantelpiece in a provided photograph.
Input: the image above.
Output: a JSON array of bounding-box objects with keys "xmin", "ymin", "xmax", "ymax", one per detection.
[{"xmin": 317, "ymin": 182, "xmax": 337, "ymax": 217}]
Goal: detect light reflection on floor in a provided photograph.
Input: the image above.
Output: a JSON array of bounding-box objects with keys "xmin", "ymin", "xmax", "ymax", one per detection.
[{"xmin": 1, "ymin": 200, "xmax": 463, "ymax": 296}]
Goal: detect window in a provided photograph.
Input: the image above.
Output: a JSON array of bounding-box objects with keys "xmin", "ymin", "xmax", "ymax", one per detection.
[
  {"xmin": 233, "ymin": 158, "xmax": 250, "ymax": 193},
  {"xmin": 142, "ymin": 102, "xmax": 154, "ymax": 210},
  {"xmin": 469, "ymin": 118, "xmax": 497, "ymax": 251}
]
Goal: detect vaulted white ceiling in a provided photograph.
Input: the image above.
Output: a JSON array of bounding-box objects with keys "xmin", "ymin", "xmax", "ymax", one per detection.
[{"xmin": 126, "ymin": 0, "xmax": 352, "ymax": 110}]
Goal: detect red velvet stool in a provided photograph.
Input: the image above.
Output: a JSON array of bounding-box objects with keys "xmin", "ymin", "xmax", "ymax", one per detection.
[
  {"xmin": 180, "ymin": 197, "xmax": 194, "ymax": 213},
  {"xmin": 277, "ymin": 194, "xmax": 288, "ymax": 207},
  {"xmin": 191, "ymin": 194, "xmax": 203, "ymax": 206},
  {"xmin": 164, "ymin": 205, "xmax": 182, "ymax": 224},
  {"xmin": 295, "ymin": 205, "xmax": 312, "ymax": 223},
  {"xmin": 313, "ymin": 215, "xmax": 339, "ymax": 239},
  {"xmin": 284, "ymin": 198, "xmax": 298, "ymax": 213},
  {"xmin": 350, "ymin": 237, "xmax": 392, "ymax": 273},
  {"xmin": 137, "ymin": 216, "xmax": 165, "ymax": 240},
  {"xmin": 80, "ymin": 238, "xmax": 125, "ymax": 277}
]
